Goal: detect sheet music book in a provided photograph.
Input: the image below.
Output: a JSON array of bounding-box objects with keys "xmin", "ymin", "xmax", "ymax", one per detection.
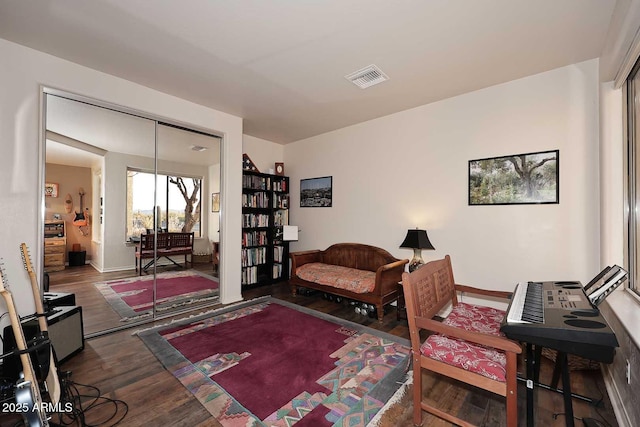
[{"xmin": 584, "ymin": 265, "xmax": 628, "ymax": 306}]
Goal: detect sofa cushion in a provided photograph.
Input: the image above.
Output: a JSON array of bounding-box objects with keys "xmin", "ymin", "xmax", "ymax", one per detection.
[
  {"xmin": 419, "ymin": 302, "xmax": 508, "ymax": 382},
  {"xmin": 295, "ymin": 262, "xmax": 376, "ymax": 293}
]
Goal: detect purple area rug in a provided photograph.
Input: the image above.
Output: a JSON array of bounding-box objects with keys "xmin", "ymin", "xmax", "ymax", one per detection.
[
  {"xmin": 137, "ymin": 297, "xmax": 411, "ymax": 426},
  {"xmin": 95, "ymin": 270, "xmax": 218, "ymax": 319}
]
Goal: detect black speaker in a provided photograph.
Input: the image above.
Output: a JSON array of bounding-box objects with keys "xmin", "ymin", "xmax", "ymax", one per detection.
[{"xmin": 2, "ymin": 306, "xmax": 84, "ymax": 382}]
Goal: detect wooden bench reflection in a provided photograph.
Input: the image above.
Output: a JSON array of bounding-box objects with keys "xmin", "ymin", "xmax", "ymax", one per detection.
[{"xmin": 135, "ymin": 232, "xmax": 194, "ymax": 275}]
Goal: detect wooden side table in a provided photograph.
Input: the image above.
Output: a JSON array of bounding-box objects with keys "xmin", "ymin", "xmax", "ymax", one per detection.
[{"xmin": 397, "ymin": 282, "xmax": 407, "ymax": 321}]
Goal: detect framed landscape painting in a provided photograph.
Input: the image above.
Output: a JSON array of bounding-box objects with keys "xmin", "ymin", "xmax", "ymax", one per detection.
[
  {"xmin": 300, "ymin": 176, "xmax": 332, "ymax": 207},
  {"xmin": 469, "ymin": 150, "xmax": 559, "ymax": 205}
]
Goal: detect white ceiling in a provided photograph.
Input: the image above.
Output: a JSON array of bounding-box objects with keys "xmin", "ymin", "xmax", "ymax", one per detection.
[{"xmin": 0, "ymin": 0, "xmax": 619, "ymax": 144}]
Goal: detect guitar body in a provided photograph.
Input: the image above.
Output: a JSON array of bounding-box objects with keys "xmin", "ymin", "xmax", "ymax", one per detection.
[
  {"xmin": 73, "ymin": 190, "xmax": 88, "ymax": 227},
  {"xmin": 15, "ymin": 377, "xmax": 43, "ymax": 427}
]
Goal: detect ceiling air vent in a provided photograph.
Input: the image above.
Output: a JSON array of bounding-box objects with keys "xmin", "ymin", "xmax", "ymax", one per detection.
[{"xmin": 345, "ymin": 64, "xmax": 389, "ymax": 89}]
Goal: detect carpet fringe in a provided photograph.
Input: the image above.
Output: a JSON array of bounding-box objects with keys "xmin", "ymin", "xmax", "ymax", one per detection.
[
  {"xmin": 131, "ymin": 296, "xmax": 271, "ymax": 335},
  {"xmin": 366, "ymin": 370, "xmax": 413, "ymax": 427}
]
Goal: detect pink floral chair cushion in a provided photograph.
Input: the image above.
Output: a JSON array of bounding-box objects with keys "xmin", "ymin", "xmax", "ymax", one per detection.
[
  {"xmin": 295, "ymin": 262, "xmax": 376, "ymax": 293},
  {"xmin": 420, "ymin": 302, "xmax": 508, "ymax": 382}
]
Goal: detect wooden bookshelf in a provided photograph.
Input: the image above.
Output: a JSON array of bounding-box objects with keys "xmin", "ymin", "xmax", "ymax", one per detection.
[{"xmin": 242, "ymin": 170, "xmax": 289, "ymax": 287}]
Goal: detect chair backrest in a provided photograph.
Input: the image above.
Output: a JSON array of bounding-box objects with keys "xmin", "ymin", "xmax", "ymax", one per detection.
[
  {"xmin": 401, "ymin": 255, "xmax": 520, "ymax": 427},
  {"xmin": 156, "ymin": 232, "xmax": 169, "ymax": 249},
  {"xmin": 139, "ymin": 233, "xmax": 155, "ymax": 252},
  {"xmin": 401, "ymin": 255, "xmax": 459, "ymax": 320},
  {"xmin": 167, "ymin": 232, "xmax": 194, "ymax": 249}
]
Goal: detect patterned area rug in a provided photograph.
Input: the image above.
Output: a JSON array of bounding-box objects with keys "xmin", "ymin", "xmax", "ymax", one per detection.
[
  {"xmin": 137, "ymin": 297, "xmax": 411, "ymax": 426},
  {"xmin": 95, "ymin": 270, "xmax": 219, "ymax": 320}
]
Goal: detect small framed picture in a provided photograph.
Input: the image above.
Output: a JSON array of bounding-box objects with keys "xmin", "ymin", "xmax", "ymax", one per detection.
[
  {"xmin": 300, "ymin": 176, "xmax": 332, "ymax": 207},
  {"xmin": 45, "ymin": 182, "xmax": 59, "ymax": 198},
  {"xmin": 211, "ymin": 192, "xmax": 220, "ymax": 212}
]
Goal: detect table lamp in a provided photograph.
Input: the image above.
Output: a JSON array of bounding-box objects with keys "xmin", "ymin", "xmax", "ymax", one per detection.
[{"xmin": 400, "ymin": 228, "xmax": 435, "ymax": 272}]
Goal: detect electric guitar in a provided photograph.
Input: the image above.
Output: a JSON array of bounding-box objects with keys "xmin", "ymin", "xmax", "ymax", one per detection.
[
  {"xmin": 0, "ymin": 263, "xmax": 49, "ymax": 427},
  {"xmin": 20, "ymin": 243, "xmax": 61, "ymax": 406},
  {"xmin": 73, "ymin": 189, "xmax": 87, "ymax": 227}
]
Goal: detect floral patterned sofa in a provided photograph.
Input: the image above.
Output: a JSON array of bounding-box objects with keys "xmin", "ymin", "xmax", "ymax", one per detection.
[{"xmin": 289, "ymin": 243, "xmax": 408, "ymax": 321}]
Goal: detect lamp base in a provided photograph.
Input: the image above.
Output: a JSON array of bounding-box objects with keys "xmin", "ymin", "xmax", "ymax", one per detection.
[{"xmin": 408, "ymin": 249, "xmax": 425, "ymax": 272}]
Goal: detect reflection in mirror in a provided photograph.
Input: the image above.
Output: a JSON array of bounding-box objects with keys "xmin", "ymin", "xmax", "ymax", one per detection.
[
  {"xmin": 43, "ymin": 93, "xmax": 221, "ymax": 337},
  {"xmin": 147, "ymin": 123, "xmax": 221, "ymax": 314}
]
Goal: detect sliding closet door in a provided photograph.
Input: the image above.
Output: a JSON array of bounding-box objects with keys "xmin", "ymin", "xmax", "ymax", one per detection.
[
  {"xmin": 43, "ymin": 91, "xmax": 222, "ymax": 337},
  {"xmin": 45, "ymin": 93, "xmax": 157, "ymax": 334},
  {"xmin": 153, "ymin": 123, "xmax": 221, "ymax": 314}
]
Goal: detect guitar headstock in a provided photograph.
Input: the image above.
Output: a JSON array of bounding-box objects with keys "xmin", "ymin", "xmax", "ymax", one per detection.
[
  {"xmin": 0, "ymin": 261, "xmax": 8, "ymax": 294},
  {"xmin": 20, "ymin": 243, "xmax": 34, "ymax": 274}
]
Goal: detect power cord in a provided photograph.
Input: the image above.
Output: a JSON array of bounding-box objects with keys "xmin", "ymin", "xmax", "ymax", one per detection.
[
  {"xmin": 553, "ymin": 413, "xmax": 607, "ymax": 426},
  {"xmin": 47, "ymin": 371, "xmax": 129, "ymax": 427}
]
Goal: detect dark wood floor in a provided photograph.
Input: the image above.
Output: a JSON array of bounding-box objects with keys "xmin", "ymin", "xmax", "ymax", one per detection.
[{"xmin": 1, "ymin": 265, "xmax": 620, "ymax": 426}]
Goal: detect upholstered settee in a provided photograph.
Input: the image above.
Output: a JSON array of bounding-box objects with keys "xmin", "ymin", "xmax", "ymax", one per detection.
[{"xmin": 289, "ymin": 243, "xmax": 408, "ymax": 321}]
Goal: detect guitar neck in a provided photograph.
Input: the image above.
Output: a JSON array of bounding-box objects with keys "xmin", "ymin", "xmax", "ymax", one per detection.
[
  {"xmin": 21, "ymin": 244, "xmax": 48, "ymax": 332},
  {"xmin": 19, "ymin": 243, "xmax": 62, "ymax": 411},
  {"xmin": 27, "ymin": 269, "xmax": 48, "ymax": 332}
]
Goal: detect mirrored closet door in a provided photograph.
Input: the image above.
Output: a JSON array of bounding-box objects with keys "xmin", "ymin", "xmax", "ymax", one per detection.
[{"xmin": 43, "ymin": 91, "xmax": 221, "ymax": 336}]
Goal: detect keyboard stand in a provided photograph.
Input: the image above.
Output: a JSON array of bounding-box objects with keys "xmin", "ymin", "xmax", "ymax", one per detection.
[{"xmin": 522, "ymin": 344, "xmax": 590, "ymax": 427}]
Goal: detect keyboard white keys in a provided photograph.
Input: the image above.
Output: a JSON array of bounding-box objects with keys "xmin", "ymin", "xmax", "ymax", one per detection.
[
  {"xmin": 507, "ymin": 282, "xmax": 529, "ymax": 324},
  {"xmin": 506, "ymin": 282, "xmax": 544, "ymax": 324}
]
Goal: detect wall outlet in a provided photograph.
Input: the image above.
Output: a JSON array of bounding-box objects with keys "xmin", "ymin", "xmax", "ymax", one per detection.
[{"xmin": 626, "ymin": 359, "xmax": 631, "ymax": 385}]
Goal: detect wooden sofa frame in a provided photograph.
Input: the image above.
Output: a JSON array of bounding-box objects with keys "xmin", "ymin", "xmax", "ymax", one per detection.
[
  {"xmin": 289, "ymin": 243, "xmax": 408, "ymax": 321},
  {"xmin": 135, "ymin": 232, "xmax": 194, "ymax": 275}
]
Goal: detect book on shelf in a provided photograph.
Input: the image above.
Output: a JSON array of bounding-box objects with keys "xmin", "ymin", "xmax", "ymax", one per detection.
[
  {"xmin": 241, "ymin": 247, "xmax": 267, "ymax": 267},
  {"xmin": 272, "ymin": 263, "xmax": 283, "ymax": 279},
  {"xmin": 241, "ymin": 169, "xmax": 290, "ymax": 286},
  {"xmin": 273, "ymin": 245, "xmax": 284, "ymax": 262},
  {"xmin": 243, "ymin": 192, "xmax": 270, "ymax": 208},
  {"xmin": 242, "ymin": 213, "xmax": 270, "ymax": 228},
  {"xmin": 242, "ymin": 230, "xmax": 268, "ymax": 247}
]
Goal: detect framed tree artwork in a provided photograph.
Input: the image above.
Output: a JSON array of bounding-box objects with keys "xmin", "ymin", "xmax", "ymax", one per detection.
[{"xmin": 469, "ymin": 150, "xmax": 559, "ymax": 205}]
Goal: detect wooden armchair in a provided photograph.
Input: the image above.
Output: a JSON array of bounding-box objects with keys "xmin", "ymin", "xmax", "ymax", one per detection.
[{"xmin": 401, "ymin": 255, "xmax": 521, "ymax": 426}]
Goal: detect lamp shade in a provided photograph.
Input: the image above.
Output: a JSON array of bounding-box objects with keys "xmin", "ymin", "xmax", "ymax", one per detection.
[
  {"xmin": 283, "ymin": 225, "xmax": 299, "ymax": 241},
  {"xmin": 400, "ymin": 229, "xmax": 435, "ymax": 250}
]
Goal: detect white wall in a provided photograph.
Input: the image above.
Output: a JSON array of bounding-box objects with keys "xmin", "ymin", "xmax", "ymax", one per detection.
[
  {"xmin": 243, "ymin": 134, "xmax": 284, "ymax": 173},
  {"xmin": 0, "ymin": 38, "xmax": 244, "ymax": 335},
  {"xmin": 285, "ymin": 60, "xmax": 601, "ymax": 292}
]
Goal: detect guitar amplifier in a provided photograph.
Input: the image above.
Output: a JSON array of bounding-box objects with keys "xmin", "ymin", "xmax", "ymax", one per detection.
[{"xmin": 2, "ymin": 306, "xmax": 84, "ymax": 382}]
